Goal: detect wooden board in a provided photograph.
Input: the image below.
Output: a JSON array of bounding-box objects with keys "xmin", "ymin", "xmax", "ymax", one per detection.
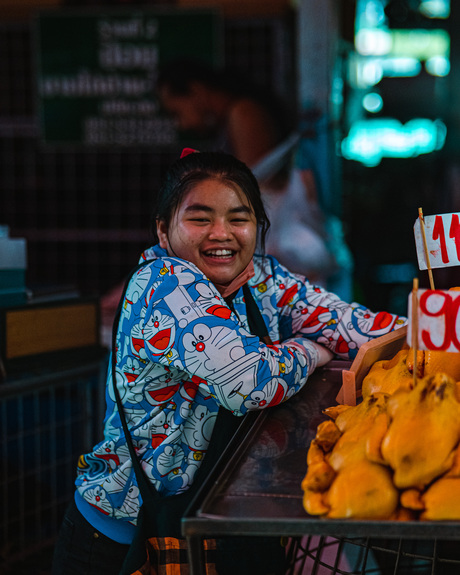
[
  {"xmin": 0, "ymin": 298, "xmax": 100, "ymax": 376},
  {"xmin": 336, "ymin": 326, "xmax": 408, "ymax": 406}
]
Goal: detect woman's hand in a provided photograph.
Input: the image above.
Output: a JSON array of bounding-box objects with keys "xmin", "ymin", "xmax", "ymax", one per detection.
[{"xmin": 309, "ymin": 341, "xmax": 335, "ymax": 367}]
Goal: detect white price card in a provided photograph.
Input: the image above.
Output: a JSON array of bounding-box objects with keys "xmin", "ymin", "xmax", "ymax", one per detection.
[
  {"xmin": 414, "ymin": 212, "xmax": 460, "ymax": 270},
  {"xmin": 407, "ymin": 288, "xmax": 460, "ymax": 352}
]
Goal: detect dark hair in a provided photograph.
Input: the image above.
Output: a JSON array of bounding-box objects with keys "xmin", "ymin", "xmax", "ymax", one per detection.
[{"xmin": 152, "ymin": 151, "xmax": 270, "ymax": 252}]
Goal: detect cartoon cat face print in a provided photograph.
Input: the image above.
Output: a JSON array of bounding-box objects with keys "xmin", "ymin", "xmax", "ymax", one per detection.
[
  {"xmin": 120, "ymin": 357, "xmax": 150, "ymax": 405},
  {"xmin": 143, "ymin": 367, "xmax": 181, "ymax": 407},
  {"xmin": 275, "ymin": 274, "xmax": 299, "ymax": 309},
  {"xmin": 243, "ymin": 377, "xmax": 287, "ymax": 410},
  {"xmin": 124, "ymin": 265, "xmax": 152, "ymax": 319},
  {"xmin": 107, "ymin": 365, "xmax": 148, "ymax": 415},
  {"xmin": 277, "ymin": 349, "xmax": 295, "ymax": 375},
  {"xmin": 116, "ymin": 484, "xmax": 140, "ymax": 519},
  {"xmin": 82, "ymin": 484, "xmax": 113, "ymax": 516},
  {"xmin": 149, "ymin": 430, "xmax": 185, "ymax": 483},
  {"xmin": 182, "ymin": 322, "xmax": 246, "ymax": 376},
  {"xmin": 149, "ymin": 407, "xmax": 173, "ymax": 448},
  {"xmin": 143, "ymin": 308, "xmax": 176, "ymax": 356},
  {"xmin": 93, "ymin": 439, "xmax": 120, "ymax": 471},
  {"xmin": 182, "ymin": 403, "xmax": 217, "ymax": 451},
  {"xmin": 195, "ymin": 282, "xmax": 232, "ymax": 320},
  {"xmin": 123, "ymin": 356, "xmax": 143, "ymax": 384},
  {"xmin": 349, "ymin": 307, "xmax": 397, "ymax": 337},
  {"xmin": 103, "ymin": 461, "xmax": 132, "ymax": 495},
  {"xmin": 130, "ymin": 317, "xmax": 148, "ymax": 361},
  {"xmin": 291, "ymin": 300, "xmax": 336, "ymax": 335}
]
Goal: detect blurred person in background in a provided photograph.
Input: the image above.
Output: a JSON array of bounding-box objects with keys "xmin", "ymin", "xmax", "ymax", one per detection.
[
  {"xmin": 156, "ymin": 58, "xmax": 291, "ymax": 169},
  {"xmin": 156, "ymin": 59, "xmax": 352, "ymax": 297}
]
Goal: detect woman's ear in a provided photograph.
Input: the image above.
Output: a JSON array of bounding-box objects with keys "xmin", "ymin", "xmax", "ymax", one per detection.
[{"xmin": 156, "ymin": 219, "xmax": 169, "ymax": 249}]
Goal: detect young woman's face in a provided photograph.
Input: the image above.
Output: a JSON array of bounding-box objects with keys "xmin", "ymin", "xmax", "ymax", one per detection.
[{"xmin": 157, "ymin": 178, "xmax": 258, "ymax": 287}]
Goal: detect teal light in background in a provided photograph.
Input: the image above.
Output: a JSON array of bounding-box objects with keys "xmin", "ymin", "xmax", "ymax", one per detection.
[
  {"xmin": 379, "ymin": 57, "xmax": 422, "ymax": 77},
  {"xmin": 419, "ymin": 0, "xmax": 450, "ymax": 19},
  {"xmin": 356, "ymin": 56, "xmax": 422, "ymax": 87},
  {"xmin": 355, "ymin": 28, "xmax": 392, "ymax": 56},
  {"xmin": 356, "ymin": 28, "xmax": 450, "ymax": 60},
  {"xmin": 341, "ymin": 118, "xmax": 447, "ymax": 166},
  {"xmin": 425, "ymin": 55, "xmax": 450, "ymax": 76},
  {"xmin": 362, "ymin": 92, "xmax": 383, "ymax": 113},
  {"xmin": 390, "ymin": 29, "xmax": 450, "ymax": 60}
]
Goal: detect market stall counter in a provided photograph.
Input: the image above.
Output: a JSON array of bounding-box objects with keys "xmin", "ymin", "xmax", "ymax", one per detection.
[{"xmin": 182, "ymin": 359, "xmax": 460, "ymax": 575}]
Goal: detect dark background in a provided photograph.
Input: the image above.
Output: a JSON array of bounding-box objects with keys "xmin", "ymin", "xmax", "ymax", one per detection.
[{"xmin": 1, "ymin": 0, "xmax": 459, "ymax": 319}]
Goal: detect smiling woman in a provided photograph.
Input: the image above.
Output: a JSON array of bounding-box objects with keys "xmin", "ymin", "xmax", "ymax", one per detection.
[
  {"xmin": 157, "ymin": 178, "xmax": 258, "ymax": 291},
  {"xmin": 52, "ymin": 150, "xmax": 407, "ymax": 575}
]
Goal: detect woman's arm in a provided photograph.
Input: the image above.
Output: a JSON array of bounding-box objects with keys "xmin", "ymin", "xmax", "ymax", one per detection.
[
  {"xmin": 141, "ymin": 259, "xmax": 326, "ymax": 415},
  {"xmin": 268, "ymin": 256, "xmax": 407, "ymax": 360}
]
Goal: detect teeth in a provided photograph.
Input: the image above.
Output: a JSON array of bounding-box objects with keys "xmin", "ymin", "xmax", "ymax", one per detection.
[{"xmin": 206, "ymin": 249, "xmax": 233, "ymax": 256}]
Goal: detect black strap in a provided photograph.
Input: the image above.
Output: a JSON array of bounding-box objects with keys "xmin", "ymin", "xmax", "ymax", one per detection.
[
  {"xmin": 111, "ymin": 270, "xmax": 271, "ymax": 503},
  {"xmin": 111, "ymin": 262, "xmax": 156, "ymax": 498},
  {"xmin": 243, "ymin": 283, "xmax": 272, "ymax": 344}
]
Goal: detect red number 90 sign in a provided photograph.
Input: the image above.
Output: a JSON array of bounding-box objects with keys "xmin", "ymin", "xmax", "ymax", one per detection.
[{"xmin": 412, "ymin": 289, "xmax": 460, "ymax": 352}]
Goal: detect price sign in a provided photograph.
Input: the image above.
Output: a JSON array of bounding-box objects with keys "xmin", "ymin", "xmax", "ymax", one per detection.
[
  {"xmin": 414, "ymin": 212, "xmax": 460, "ymax": 270},
  {"xmin": 407, "ymin": 289, "xmax": 460, "ymax": 352}
]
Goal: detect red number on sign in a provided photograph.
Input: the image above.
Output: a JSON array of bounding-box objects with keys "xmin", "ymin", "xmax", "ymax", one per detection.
[
  {"xmin": 419, "ymin": 290, "xmax": 452, "ymax": 351},
  {"xmin": 451, "ymin": 295, "xmax": 460, "ymax": 351},
  {"xmin": 432, "ymin": 215, "xmax": 450, "ymax": 264},
  {"xmin": 450, "ymin": 213, "xmax": 460, "ymax": 261}
]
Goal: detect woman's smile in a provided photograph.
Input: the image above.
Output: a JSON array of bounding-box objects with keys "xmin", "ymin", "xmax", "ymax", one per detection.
[
  {"xmin": 204, "ymin": 249, "xmax": 233, "ymax": 257},
  {"xmin": 203, "ymin": 248, "xmax": 235, "ymax": 260},
  {"xmin": 157, "ymin": 178, "xmax": 258, "ymax": 289}
]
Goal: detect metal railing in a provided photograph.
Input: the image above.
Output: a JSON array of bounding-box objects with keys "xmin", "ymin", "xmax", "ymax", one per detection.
[{"xmin": 0, "ymin": 356, "xmax": 108, "ymax": 569}]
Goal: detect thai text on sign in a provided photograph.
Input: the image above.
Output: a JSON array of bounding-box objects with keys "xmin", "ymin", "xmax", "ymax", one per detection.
[
  {"xmin": 414, "ymin": 212, "xmax": 460, "ymax": 270},
  {"xmin": 407, "ymin": 289, "xmax": 460, "ymax": 352}
]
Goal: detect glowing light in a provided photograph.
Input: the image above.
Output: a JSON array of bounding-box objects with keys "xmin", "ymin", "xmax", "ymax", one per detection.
[
  {"xmin": 358, "ymin": 0, "xmax": 386, "ymax": 28},
  {"xmin": 356, "ymin": 28, "xmax": 449, "ymax": 60},
  {"xmin": 341, "ymin": 118, "xmax": 447, "ymax": 166},
  {"xmin": 361, "ymin": 60, "xmax": 384, "ymax": 86},
  {"xmin": 419, "ymin": 0, "xmax": 450, "ymax": 19},
  {"xmin": 425, "ymin": 56, "xmax": 450, "ymax": 76},
  {"xmin": 355, "ymin": 28, "xmax": 392, "ymax": 55},
  {"xmin": 390, "ymin": 29, "xmax": 450, "ymax": 59},
  {"xmin": 362, "ymin": 92, "xmax": 383, "ymax": 113},
  {"xmin": 356, "ymin": 56, "xmax": 421, "ymax": 87},
  {"xmin": 381, "ymin": 57, "xmax": 421, "ymax": 77}
]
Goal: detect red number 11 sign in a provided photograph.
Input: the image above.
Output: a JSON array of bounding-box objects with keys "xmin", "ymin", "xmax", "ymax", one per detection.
[{"xmin": 414, "ymin": 212, "xmax": 460, "ymax": 270}]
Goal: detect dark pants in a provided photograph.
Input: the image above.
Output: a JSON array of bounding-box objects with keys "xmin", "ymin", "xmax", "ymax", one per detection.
[
  {"xmin": 52, "ymin": 500, "xmax": 286, "ymax": 575},
  {"xmin": 215, "ymin": 536, "xmax": 287, "ymax": 575},
  {"xmin": 51, "ymin": 500, "xmax": 131, "ymax": 575}
]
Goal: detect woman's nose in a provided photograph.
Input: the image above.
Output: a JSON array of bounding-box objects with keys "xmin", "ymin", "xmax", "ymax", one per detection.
[{"xmin": 208, "ymin": 219, "xmax": 231, "ymax": 239}]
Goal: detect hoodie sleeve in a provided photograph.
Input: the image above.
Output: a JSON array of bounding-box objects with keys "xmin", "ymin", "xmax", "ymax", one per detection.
[
  {"xmin": 138, "ymin": 257, "xmax": 325, "ymax": 416},
  {"xmin": 264, "ymin": 256, "xmax": 407, "ymax": 361}
]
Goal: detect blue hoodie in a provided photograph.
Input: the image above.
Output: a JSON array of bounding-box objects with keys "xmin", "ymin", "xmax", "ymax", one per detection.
[{"xmin": 75, "ymin": 244, "xmax": 406, "ymax": 542}]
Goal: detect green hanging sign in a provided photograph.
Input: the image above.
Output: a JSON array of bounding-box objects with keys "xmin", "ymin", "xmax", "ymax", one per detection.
[{"xmin": 36, "ymin": 8, "xmax": 221, "ymax": 146}]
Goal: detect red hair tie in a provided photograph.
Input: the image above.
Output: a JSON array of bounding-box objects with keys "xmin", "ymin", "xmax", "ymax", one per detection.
[{"xmin": 180, "ymin": 147, "xmax": 199, "ymax": 158}]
